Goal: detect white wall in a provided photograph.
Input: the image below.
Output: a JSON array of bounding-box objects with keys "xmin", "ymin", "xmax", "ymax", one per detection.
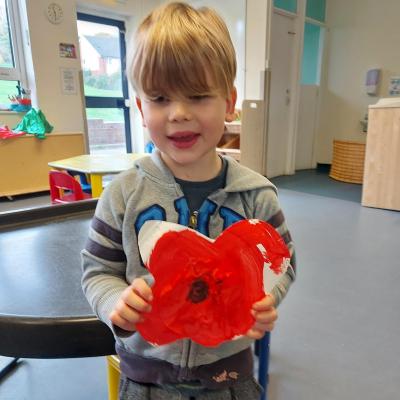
[
  {"xmin": 1, "ymin": 0, "xmax": 86, "ymax": 131},
  {"xmin": 316, "ymin": 0, "xmax": 400, "ymax": 163},
  {"xmin": 245, "ymin": 0, "xmax": 270, "ymax": 100},
  {"xmin": 0, "ymin": 1, "xmax": 159, "ymax": 146},
  {"xmin": 0, "ymin": 111, "xmax": 24, "ymax": 129},
  {"xmin": 24, "ymin": 0, "xmax": 85, "ymax": 133},
  {"xmin": 184, "ymin": 0, "xmax": 246, "ymax": 107},
  {"xmin": 5, "ymin": 0, "xmax": 247, "ymax": 152}
]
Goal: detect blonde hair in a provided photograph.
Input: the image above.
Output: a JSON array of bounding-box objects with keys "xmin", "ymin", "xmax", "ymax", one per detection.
[{"xmin": 130, "ymin": 2, "xmax": 236, "ymax": 99}]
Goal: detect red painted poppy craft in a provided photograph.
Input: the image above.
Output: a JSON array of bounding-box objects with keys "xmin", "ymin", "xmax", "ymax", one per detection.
[{"xmin": 136, "ymin": 219, "xmax": 290, "ymax": 347}]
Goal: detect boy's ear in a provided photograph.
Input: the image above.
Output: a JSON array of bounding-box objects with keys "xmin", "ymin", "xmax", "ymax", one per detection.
[
  {"xmin": 136, "ymin": 97, "xmax": 146, "ymax": 127},
  {"xmin": 225, "ymin": 87, "xmax": 237, "ymax": 123}
]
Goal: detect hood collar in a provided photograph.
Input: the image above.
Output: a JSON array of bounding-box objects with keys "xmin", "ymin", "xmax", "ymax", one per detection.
[{"xmin": 135, "ymin": 150, "xmax": 275, "ymax": 193}]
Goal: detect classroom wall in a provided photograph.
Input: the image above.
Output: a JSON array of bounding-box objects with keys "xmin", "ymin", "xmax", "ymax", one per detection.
[
  {"xmin": 316, "ymin": 0, "xmax": 400, "ymax": 163},
  {"xmin": 1, "ymin": 0, "xmax": 85, "ymax": 132},
  {"xmin": 183, "ymin": 0, "xmax": 246, "ymax": 106},
  {"xmin": 245, "ymin": 0, "xmax": 270, "ymax": 100},
  {"xmin": 23, "ymin": 0, "xmax": 86, "ymax": 133},
  {"xmin": 0, "ymin": 111, "xmax": 24, "ymax": 129},
  {"xmin": 5, "ymin": 1, "xmax": 400, "ymax": 168},
  {"xmin": 2, "ymin": 0, "xmax": 246, "ymax": 152},
  {"xmin": 1, "ymin": 1, "xmax": 159, "ymax": 143}
]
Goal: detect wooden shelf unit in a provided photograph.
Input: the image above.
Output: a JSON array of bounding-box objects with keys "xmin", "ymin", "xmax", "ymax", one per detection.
[
  {"xmin": 217, "ymin": 120, "xmax": 241, "ymax": 161},
  {"xmin": 362, "ymin": 104, "xmax": 400, "ymax": 211},
  {"xmin": 0, "ymin": 132, "xmax": 85, "ymax": 197}
]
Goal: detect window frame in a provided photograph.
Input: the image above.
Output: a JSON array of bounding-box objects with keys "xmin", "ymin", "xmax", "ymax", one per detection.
[
  {"xmin": 77, "ymin": 12, "xmax": 132, "ymax": 153},
  {"xmin": 0, "ymin": 0, "xmax": 27, "ymax": 85}
]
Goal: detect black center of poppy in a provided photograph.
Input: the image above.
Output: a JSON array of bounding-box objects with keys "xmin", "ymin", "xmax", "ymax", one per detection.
[{"xmin": 187, "ymin": 279, "xmax": 209, "ymax": 303}]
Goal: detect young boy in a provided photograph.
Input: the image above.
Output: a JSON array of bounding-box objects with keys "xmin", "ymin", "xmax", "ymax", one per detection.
[{"xmin": 81, "ymin": 2, "xmax": 296, "ymax": 399}]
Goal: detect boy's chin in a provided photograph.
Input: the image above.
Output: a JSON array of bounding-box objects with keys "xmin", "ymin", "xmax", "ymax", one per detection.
[{"xmin": 162, "ymin": 148, "xmax": 217, "ymax": 165}]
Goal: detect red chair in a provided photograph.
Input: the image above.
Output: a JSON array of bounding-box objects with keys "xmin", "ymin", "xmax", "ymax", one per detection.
[{"xmin": 49, "ymin": 170, "xmax": 92, "ymax": 204}]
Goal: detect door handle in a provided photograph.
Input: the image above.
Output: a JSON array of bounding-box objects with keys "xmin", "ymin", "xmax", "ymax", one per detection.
[{"xmin": 285, "ymin": 89, "xmax": 290, "ymax": 105}]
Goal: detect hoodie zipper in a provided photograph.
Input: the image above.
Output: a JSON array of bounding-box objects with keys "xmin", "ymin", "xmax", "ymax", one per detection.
[
  {"xmin": 189, "ymin": 210, "xmax": 198, "ymax": 229},
  {"xmin": 181, "ymin": 211, "xmax": 199, "ymax": 368},
  {"xmin": 184, "ymin": 210, "xmax": 199, "ymax": 371}
]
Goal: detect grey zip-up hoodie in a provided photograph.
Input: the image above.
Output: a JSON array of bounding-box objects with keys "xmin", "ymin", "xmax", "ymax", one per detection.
[{"xmin": 81, "ymin": 151, "xmax": 295, "ymax": 387}]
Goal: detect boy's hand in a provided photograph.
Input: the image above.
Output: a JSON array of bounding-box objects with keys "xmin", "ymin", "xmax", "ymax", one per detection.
[
  {"xmin": 109, "ymin": 278, "xmax": 153, "ymax": 332},
  {"xmin": 246, "ymin": 293, "xmax": 277, "ymax": 339}
]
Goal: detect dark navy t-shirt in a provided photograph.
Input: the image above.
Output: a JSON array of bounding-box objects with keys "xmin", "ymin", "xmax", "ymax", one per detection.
[{"xmin": 175, "ymin": 158, "xmax": 228, "ymax": 213}]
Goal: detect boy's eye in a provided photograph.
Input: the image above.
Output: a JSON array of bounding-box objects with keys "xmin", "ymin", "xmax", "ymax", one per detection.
[
  {"xmin": 189, "ymin": 95, "xmax": 210, "ymax": 101},
  {"xmin": 150, "ymin": 96, "xmax": 169, "ymax": 103}
]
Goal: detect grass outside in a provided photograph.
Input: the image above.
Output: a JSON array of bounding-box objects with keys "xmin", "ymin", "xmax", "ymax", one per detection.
[
  {"xmin": 86, "ymin": 108, "xmax": 123, "ymax": 122},
  {"xmin": 83, "ymin": 85, "xmax": 122, "ymax": 97},
  {"xmin": 84, "ymin": 85, "xmax": 124, "ymax": 122}
]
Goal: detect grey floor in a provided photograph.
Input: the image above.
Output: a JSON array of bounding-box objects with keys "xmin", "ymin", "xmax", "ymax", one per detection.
[
  {"xmin": 0, "ymin": 191, "xmax": 52, "ymax": 213},
  {"xmin": 1, "ymin": 169, "xmax": 399, "ymax": 399}
]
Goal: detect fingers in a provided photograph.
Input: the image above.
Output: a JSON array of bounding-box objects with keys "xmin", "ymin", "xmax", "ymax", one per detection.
[
  {"xmin": 246, "ymin": 325, "xmax": 275, "ymax": 340},
  {"xmin": 251, "ymin": 308, "xmax": 278, "ymax": 325},
  {"xmin": 121, "ymin": 278, "xmax": 152, "ymax": 311},
  {"xmin": 131, "ymin": 278, "xmax": 153, "ymax": 303},
  {"xmin": 109, "ymin": 278, "xmax": 153, "ymax": 331},
  {"xmin": 109, "ymin": 311, "xmax": 137, "ymax": 332},
  {"xmin": 246, "ymin": 294, "xmax": 278, "ymax": 339},
  {"xmin": 252, "ymin": 293, "xmax": 275, "ymax": 311},
  {"xmin": 246, "ymin": 313, "xmax": 277, "ymax": 338}
]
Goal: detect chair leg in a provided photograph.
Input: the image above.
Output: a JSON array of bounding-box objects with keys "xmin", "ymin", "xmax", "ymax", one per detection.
[
  {"xmin": 106, "ymin": 355, "xmax": 121, "ymax": 400},
  {"xmin": 0, "ymin": 357, "xmax": 20, "ymax": 381},
  {"xmin": 257, "ymin": 332, "xmax": 271, "ymax": 400}
]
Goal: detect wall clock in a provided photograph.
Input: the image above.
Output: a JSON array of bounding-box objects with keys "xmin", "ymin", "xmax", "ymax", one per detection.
[{"xmin": 46, "ymin": 2, "xmax": 64, "ymax": 25}]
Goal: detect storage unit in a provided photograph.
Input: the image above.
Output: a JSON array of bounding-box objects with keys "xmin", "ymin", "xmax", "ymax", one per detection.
[
  {"xmin": 217, "ymin": 120, "xmax": 241, "ymax": 161},
  {"xmin": 362, "ymin": 99, "xmax": 400, "ymax": 211},
  {"xmin": 0, "ymin": 132, "xmax": 85, "ymax": 197},
  {"xmin": 239, "ymin": 100, "xmax": 268, "ymax": 175}
]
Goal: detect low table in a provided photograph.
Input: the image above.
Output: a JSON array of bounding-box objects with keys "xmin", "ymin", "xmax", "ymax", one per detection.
[{"xmin": 0, "ymin": 201, "xmax": 115, "ymax": 377}]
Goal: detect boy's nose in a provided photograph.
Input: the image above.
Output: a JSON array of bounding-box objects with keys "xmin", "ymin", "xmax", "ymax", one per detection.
[{"xmin": 168, "ymin": 101, "xmax": 192, "ymax": 122}]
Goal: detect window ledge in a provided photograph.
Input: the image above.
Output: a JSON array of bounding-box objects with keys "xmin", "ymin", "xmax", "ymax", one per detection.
[{"xmin": 0, "ymin": 110, "xmax": 25, "ymax": 115}]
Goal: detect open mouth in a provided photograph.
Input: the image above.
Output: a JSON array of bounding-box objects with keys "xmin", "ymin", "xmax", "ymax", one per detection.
[{"xmin": 168, "ymin": 132, "xmax": 200, "ymax": 148}]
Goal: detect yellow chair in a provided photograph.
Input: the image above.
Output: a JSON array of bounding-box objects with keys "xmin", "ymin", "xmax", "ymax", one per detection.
[{"xmin": 107, "ymin": 355, "xmax": 120, "ymax": 400}]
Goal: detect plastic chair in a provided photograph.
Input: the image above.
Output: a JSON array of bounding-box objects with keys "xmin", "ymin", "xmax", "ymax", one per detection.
[
  {"xmin": 106, "ymin": 335, "xmax": 271, "ymax": 400},
  {"xmin": 49, "ymin": 170, "xmax": 92, "ymax": 204}
]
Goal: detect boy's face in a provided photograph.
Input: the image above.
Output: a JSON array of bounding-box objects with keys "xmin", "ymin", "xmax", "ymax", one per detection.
[{"xmin": 136, "ymin": 87, "xmax": 237, "ymax": 179}]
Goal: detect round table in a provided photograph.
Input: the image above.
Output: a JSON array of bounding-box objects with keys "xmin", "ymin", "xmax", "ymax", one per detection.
[{"xmin": 0, "ymin": 200, "xmax": 115, "ymax": 359}]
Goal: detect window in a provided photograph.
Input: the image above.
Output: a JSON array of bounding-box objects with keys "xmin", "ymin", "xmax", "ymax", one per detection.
[
  {"xmin": 301, "ymin": 22, "xmax": 323, "ymax": 85},
  {"xmin": 306, "ymin": 0, "xmax": 326, "ymax": 23},
  {"xmin": 0, "ymin": 0, "xmax": 26, "ymax": 104},
  {"xmin": 274, "ymin": 0, "xmax": 297, "ymax": 14},
  {"xmin": 77, "ymin": 13, "xmax": 132, "ymax": 154}
]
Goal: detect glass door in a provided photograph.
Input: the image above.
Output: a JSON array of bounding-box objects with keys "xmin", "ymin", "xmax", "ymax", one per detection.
[{"xmin": 77, "ymin": 13, "xmax": 131, "ymax": 154}]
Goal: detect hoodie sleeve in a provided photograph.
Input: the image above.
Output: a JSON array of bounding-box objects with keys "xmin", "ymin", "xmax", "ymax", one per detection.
[
  {"xmin": 81, "ymin": 179, "xmax": 130, "ymax": 330},
  {"xmin": 251, "ymin": 187, "xmax": 296, "ymax": 307}
]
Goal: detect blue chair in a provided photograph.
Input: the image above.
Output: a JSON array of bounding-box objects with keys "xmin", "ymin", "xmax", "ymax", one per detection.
[
  {"xmin": 256, "ymin": 333, "xmax": 271, "ymax": 400},
  {"xmin": 67, "ymin": 170, "xmax": 92, "ymax": 194}
]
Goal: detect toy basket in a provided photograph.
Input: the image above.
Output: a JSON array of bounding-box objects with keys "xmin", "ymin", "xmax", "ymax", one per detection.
[{"xmin": 329, "ymin": 140, "xmax": 366, "ymax": 184}]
